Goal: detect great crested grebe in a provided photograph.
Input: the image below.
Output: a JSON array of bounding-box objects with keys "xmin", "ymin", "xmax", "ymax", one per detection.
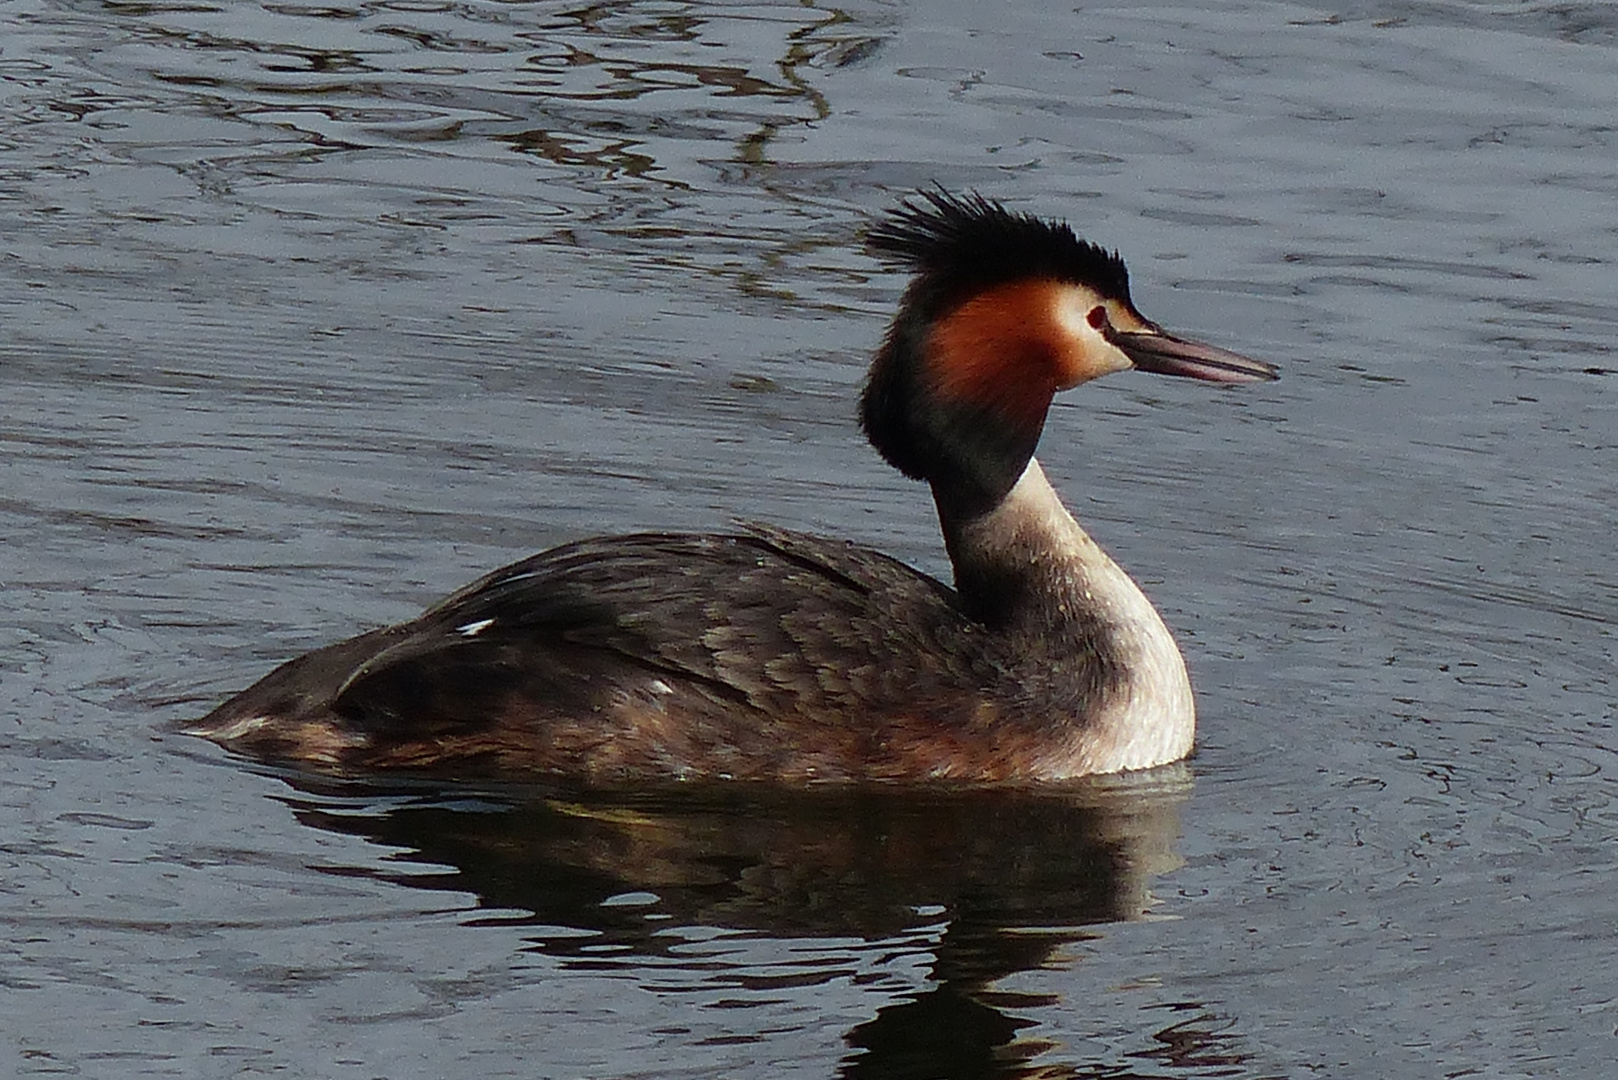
[{"xmin": 190, "ymin": 191, "xmax": 1277, "ymax": 784}]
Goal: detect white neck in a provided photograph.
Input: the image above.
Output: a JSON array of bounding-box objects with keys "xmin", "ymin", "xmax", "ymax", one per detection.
[{"xmin": 941, "ymin": 458, "xmax": 1196, "ymax": 774}]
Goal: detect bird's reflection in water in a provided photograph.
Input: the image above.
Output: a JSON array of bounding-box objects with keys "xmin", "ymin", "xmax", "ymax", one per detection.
[{"xmin": 283, "ymin": 765, "xmax": 1255, "ymax": 1077}]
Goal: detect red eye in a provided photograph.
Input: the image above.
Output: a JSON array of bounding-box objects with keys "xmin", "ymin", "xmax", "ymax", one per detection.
[{"xmin": 1086, "ymin": 306, "xmax": 1108, "ymax": 330}]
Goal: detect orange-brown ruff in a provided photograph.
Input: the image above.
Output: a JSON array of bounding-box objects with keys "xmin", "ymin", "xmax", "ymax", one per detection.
[{"xmin": 189, "ymin": 191, "xmax": 1277, "ymax": 783}]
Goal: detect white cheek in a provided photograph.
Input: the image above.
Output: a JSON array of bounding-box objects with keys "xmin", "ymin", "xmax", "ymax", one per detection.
[
  {"xmin": 1052, "ymin": 295, "xmax": 1131, "ymax": 380},
  {"xmin": 1052, "ymin": 293, "xmax": 1100, "ymax": 342}
]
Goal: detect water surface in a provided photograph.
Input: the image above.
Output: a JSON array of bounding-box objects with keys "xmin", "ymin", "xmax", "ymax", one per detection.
[{"xmin": 2, "ymin": 1, "xmax": 1615, "ymax": 1076}]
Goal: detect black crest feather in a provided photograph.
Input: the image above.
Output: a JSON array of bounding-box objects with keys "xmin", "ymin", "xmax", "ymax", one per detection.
[
  {"xmin": 860, "ymin": 189, "xmax": 1130, "ymax": 515},
  {"xmin": 866, "ymin": 189, "xmax": 1131, "ymax": 305}
]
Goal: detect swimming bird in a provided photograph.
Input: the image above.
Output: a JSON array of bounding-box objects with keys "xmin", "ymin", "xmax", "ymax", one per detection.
[{"xmin": 189, "ymin": 191, "xmax": 1277, "ymax": 784}]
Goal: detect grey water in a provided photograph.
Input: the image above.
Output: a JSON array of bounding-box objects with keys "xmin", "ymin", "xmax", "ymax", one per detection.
[{"xmin": 2, "ymin": 0, "xmax": 1615, "ymax": 1076}]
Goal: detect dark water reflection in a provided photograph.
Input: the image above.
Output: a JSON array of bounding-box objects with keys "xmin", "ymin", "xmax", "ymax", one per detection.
[{"xmin": 283, "ymin": 771, "xmax": 1239, "ymax": 1079}]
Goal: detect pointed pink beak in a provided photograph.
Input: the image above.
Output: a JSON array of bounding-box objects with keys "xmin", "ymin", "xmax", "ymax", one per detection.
[{"xmin": 1113, "ymin": 329, "xmax": 1279, "ymax": 384}]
